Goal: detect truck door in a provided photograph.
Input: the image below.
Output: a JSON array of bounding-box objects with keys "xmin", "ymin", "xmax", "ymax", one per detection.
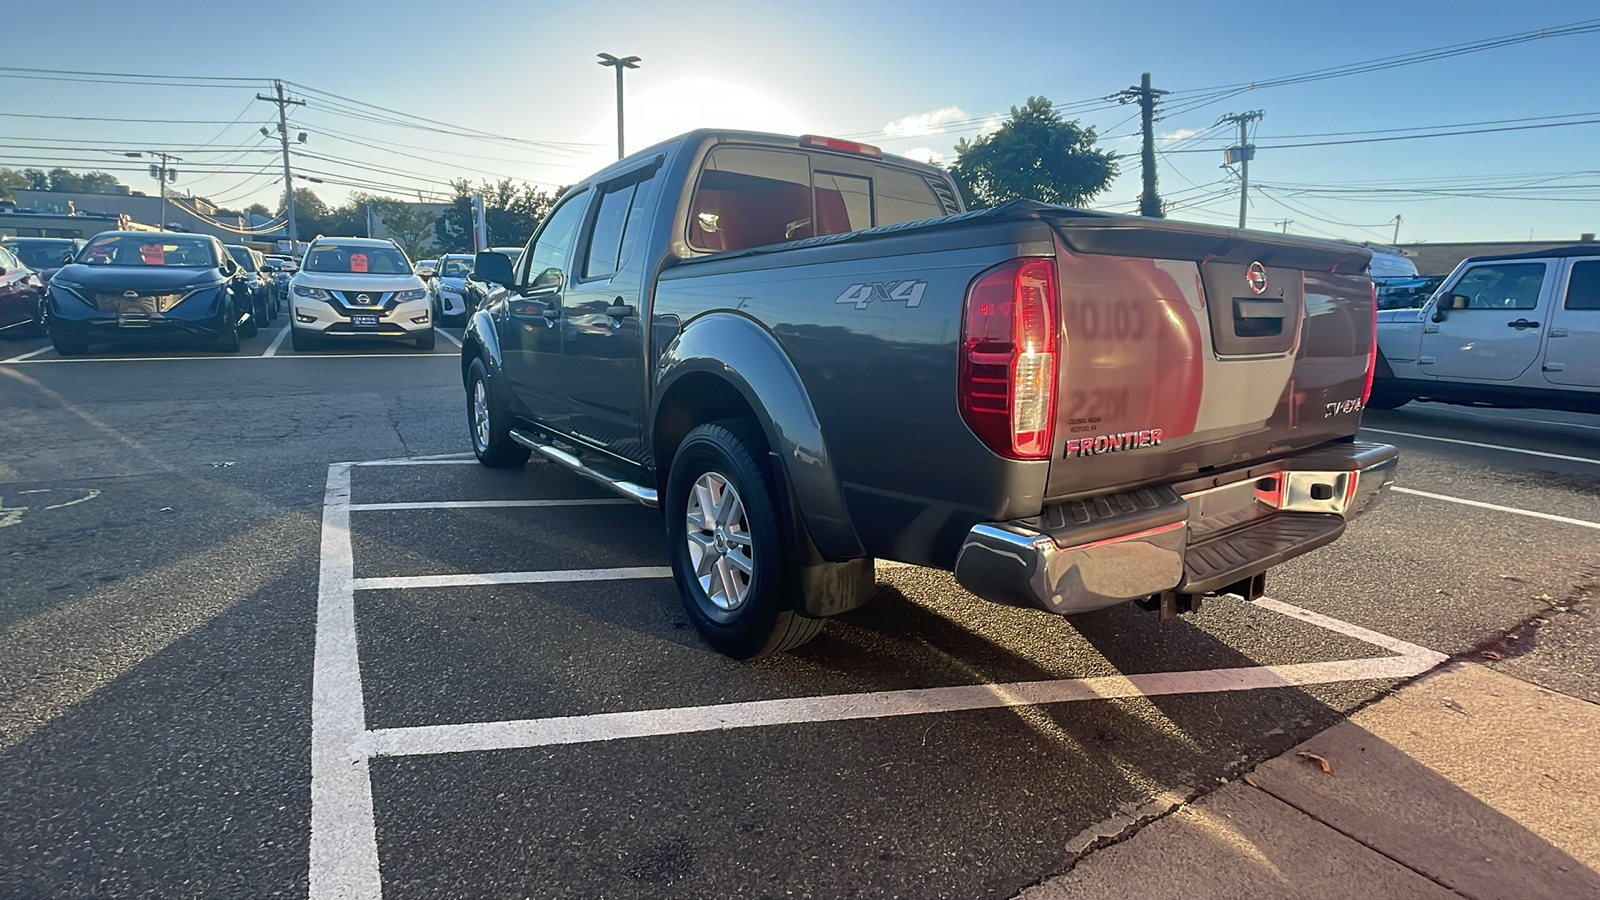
[
  {"xmin": 502, "ymin": 192, "xmax": 588, "ymax": 429},
  {"xmin": 1419, "ymin": 260, "xmax": 1551, "ymax": 381},
  {"xmin": 559, "ymin": 165, "xmax": 661, "ymax": 462},
  {"xmin": 1543, "ymin": 258, "xmax": 1600, "ymax": 388}
]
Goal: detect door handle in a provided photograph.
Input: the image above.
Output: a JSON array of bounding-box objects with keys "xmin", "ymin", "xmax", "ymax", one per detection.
[
  {"xmin": 601, "ymin": 297, "xmax": 633, "ymax": 321},
  {"xmin": 1507, "ymin": 319, "xmax": 1540, "ymax": 330},
  {"xmin": 541, "ymin": 307, "xmax": 561, "ymax": 328}
]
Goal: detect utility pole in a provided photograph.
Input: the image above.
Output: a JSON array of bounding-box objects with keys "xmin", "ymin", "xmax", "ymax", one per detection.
[
  {"xmin": 1220, "ymin": 110, "xmax": 1264, "ymax": 229},
  {"xmin": 597, "ymin": 53, "xmax": 641, "ymax": 159},
  {"xmin": 257, "ymin": 80, "xmax": 305, "ymax": 248},
  {"xmin": 1116, "ymin": 73, "xmax": 1169, "ymax": 217},
  {"xmin": 145, "ymin": 152, "xmax": 179, "ymax": 230},
  {"xmin": 1274, "ymin": 219, "xmax": 1293, "ymax": 234},
  {"xmin": 1391, "ymin": 214, "xmax": 1402, "ymax": 245}
]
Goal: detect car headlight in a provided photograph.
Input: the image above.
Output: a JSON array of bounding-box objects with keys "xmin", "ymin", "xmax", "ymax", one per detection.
[
  {"xmin": 293, "ymin": 284, "xmax": 329, "ymax": 300},
  {"xmin": 50, "ymin": 279, "xmax": 88, "ymax": 297},
  {"xmin": 439, "ymin": 284, "xmax": 461, "ymax": 295},
  {"xmin": 395, "ymin": 288, "xmax": 427, "ymax": 302}
]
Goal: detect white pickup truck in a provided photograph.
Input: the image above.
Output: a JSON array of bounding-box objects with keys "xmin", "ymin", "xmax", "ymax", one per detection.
[{"xmin": 1371, "ymin": 245, "xmax": 1600, "ymax": 414}]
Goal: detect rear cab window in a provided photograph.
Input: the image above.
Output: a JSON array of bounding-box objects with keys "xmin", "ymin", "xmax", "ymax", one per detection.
[
  {"xmin": 687, "ymin": 144, "xmax": 954, "ymax": 254},
  {"xmin": 1565, "ymin": 260, "xmax": 1600, "ymax": 310}
]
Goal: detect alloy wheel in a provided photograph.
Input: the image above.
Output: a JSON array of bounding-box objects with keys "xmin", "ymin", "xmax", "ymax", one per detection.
[{"xmin": 685, "ymin": 472, "xmax": 754, "ymax": 612}]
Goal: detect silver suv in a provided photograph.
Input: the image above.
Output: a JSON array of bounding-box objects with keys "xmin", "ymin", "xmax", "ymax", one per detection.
[{"xmin": 288, "ymin": 237, "xmax": 433, "ymax": 351}]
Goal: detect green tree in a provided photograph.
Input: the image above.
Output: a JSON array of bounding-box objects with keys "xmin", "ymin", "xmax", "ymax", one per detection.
[
  {"xmin": 0, "ymin": 168, "xmax": 29, "ymax": 202},
  {"xmin": 22, "ymin": 169, "xmax": 48, "ymax": 191},
  {"xmin": 370, "ymin": 199, "xmax": 437, "ymax": 260},
  {"xmin": 44, "ymin": 168, "xmax": 122, "ymax": 193},
  {"xmin": 947, "ymin": 96, "xmax": 1118, "ymax": 209},
  {"xmin": 244, "ymin": 202, "xmax": 271, "ymax": 219},
  {"xmin": 435, "ymin": 178, "xmax": 562, "ymax": 253}
]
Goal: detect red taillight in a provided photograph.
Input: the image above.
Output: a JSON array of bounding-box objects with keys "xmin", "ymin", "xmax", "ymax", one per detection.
[
  {"xmin": 1362, "ymin": 282, "xmax": 1378, "ymax": 404},
  {"xmin": 799, "ymin": 134, "xmax": 884, "ymax": 158},
  {"xmin": 959, "ymin": 258, "xmax": 1059, "ymax": 459}
]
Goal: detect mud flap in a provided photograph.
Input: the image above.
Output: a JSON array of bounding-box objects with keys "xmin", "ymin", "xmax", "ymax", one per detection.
[{"xmin": 768, "ymin": 450, "xmax": 875, "ymax": 618}]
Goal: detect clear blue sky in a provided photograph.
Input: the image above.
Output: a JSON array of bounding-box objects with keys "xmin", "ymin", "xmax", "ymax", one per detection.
[{"xmin": 4, "ymin": 0, "xmax": 1597, "ymax": 245}]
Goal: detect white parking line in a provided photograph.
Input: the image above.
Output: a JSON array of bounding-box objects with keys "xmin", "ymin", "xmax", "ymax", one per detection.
[
  {"xmin": 309, "ymin": 463, "xmax": 382, "ymax": 900},
  {"xmin": 1391, "ymin": 486, "xmax": 1600, "ymax": 530},
  {"xmin": 1, "ymin": 345, "xmax": 53, "ymax": 363},
  {"xmin": 309, "ymin": 457, "xmax": 1451, "ymax": 898},
  {"xmin": 1363, "ymin": 427, "xmax": 1600, "ymax": 467},
  {"xmin": 262, "ymin": 323, "xmax": 291, "ymax": 357},
  {"xmin": 3, "ymin": 352, "xmax": 457, "ymax": 364},
  {"xmin": 349, "ymin": 498, "xmax": 631, "ymax": 511},
  {"xmin": 351, "ymin": 566, "xmax": 672, "ymax": 592},
  {"xmin": 434, "ymin": 328, "xmax": 463, "ymax": 348}
]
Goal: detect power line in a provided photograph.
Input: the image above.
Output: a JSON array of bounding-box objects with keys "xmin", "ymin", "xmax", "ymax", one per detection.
[{"xmin": 1162, "ymin": 115, "xmax": 1600, "ymax": 154}]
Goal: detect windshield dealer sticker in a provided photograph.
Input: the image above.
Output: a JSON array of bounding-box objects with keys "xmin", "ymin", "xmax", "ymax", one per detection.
[
  {"xmin": 835, "ymin": 280, "xmax": 927, "ymax": 310},
  {"xmin": 350, "ymin": 253, "xmax": 368, "ymax": 273}
]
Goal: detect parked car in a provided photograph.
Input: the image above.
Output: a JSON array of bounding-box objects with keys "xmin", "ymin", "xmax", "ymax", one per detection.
[
  {"xmin": 462, "ymin": 129, "xmax": 1395, "ymax": 658},
  {"xmin": 261, "ymin": 254, "xmax": 298, "ymax": 308},
  {"xmin": 0, "ymin": 237, "xmax": 86, "ymax": 285},
  {"xmin": 45, "ymin": 231, "xmax": 258, "ymax": 354},
  {"xmin": 414, "ymin": 258, "xmax": 439, "ymax": 277},
  {"xmin": 1375, "ymin": 274, "xmax": 1447, "ymax": 311},
  {"xmin": 429, "ymin": 254, "xmax": 475, "ymax": 323},
  {"xmin": 1373, "ymin": 245, "xmax": 1600, "ymax": 412},
  {"xmin": 288, "ymin": 236, "xmax": 433, "ymax": 351},
  {"xmin": 463, "ymin": 246, "xmax": 523, "ymax": 312},
  {"xmin": 0, "ymin": 244, "xmax": 46, "ymax": 338},
  {"xmin": 226, "ymin": 244, "xmax": 279, "ymax": 324}
]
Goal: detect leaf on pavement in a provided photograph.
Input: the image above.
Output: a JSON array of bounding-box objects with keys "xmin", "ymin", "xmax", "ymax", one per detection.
[
  {"xmin": 1296, "ymin": 751, "xmax": 1333, "ymax": 775},
  {"xmin": 1481, "ymin": 649, "xmax": 1506, "ymax": 660}
]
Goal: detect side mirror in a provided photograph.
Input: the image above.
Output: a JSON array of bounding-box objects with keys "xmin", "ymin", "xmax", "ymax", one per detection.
[
  {"xmin": 473, "ymin": 250, "xmax": 515, "ymax": 288},
  {"xmin": 0, "ymin": 266, "xmax": 7, "ymax": 277},
  {"xmin": 62, "ymin": 252, "xmax": 75, "ymax": 265},
  {"xmin": 1431, "ymin": 306, "xmax": 1447, "ymax": 323}
]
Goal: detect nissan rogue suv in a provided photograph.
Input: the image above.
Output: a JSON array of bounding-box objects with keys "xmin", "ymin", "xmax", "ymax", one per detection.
[{"xmin": 288, "ymin": 237, "xmax": 433, "ymax": 351}]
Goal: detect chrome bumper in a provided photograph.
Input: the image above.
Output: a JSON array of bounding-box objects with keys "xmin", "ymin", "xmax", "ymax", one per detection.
[{"xmin": 953, "ymin": 441, "xmax": 1398, "ymax": 615}]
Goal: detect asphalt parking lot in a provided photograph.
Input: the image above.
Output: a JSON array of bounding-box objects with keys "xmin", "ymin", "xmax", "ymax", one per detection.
[{"xmin": 1, "ymin": 327, "xmax": 1596, "ymax": 898}]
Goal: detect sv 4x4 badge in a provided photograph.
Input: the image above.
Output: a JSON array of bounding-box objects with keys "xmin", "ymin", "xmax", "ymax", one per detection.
[{"xmin": 835, "ymin": 280, "xmax": 927, "ymax": 309}]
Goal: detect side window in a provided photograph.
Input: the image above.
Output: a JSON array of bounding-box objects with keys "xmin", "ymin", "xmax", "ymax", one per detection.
[
  {"xmin": 523, "ymin": 193, "xmax": 588, "ymax": 290},
  {"xmin": 873, "ymin": 166, "xmax": 946, "ymax": 225},
  {"xmin": 0, "ymin": 247, "xmax": 16, "ymax": 270},
  {"xmin": 584, "ymin": 181, "xmax": 639, "ymax": 279},
  {"xmin": 1450, "ymin": 263, "xmax": 1545, "ymax": 310},
  {"xmin": 584, "ymin": 170, "xmax": 661, "ymax": 279},
  {"xmin": 1565, "ymin": 260, "xmax": 1600, "ymax": 310},
  {"xmin": 690, "ymin": 148, "xmax": 812, "ymax": 251}
]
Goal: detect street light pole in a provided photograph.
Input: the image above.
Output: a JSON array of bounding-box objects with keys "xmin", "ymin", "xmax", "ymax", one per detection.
[{"xmin": 597, "ymin": 53, "xmax": 641, "ymax": 159}]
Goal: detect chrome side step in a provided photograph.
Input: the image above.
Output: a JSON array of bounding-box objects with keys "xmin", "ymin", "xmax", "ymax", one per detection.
[{"xmin": 508, "ymin": 429, "xmax": 658, "ymax": 507}]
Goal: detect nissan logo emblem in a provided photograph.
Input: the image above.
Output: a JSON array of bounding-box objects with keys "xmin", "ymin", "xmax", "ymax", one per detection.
[
  {"xmin": 1246, "ymin": 261, "xmax": 1268, "ymax": 295},
  {"xmin": 356, "ymin": 293, "xmax": 373, "ymax": 305},
  {"xmin": 123, "ymin": 290, "xmax": 139, "ymax": 299}
]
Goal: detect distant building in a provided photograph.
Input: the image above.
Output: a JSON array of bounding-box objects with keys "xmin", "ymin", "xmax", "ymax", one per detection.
[
  {"xmin": 13, "ymin": 188, "xmax": 254, "ymax": 243},
  {"xmin": 1399, "ymin": 233, "xmax": 1598, "ymax": 275},
  {"xmin": 0, "ymin": 208, "xmax": 153, "ymax": 239}
]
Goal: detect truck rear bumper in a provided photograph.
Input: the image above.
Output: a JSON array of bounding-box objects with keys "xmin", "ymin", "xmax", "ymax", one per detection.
[{"xmin": 953, "ymin": 441, "xmax": 1398, "ymax": 615}]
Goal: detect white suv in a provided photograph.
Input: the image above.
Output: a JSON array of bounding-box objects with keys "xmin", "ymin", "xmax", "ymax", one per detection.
[{"xmin": 288, "ymin": 237, "xmax": 434, "ymax": 351}]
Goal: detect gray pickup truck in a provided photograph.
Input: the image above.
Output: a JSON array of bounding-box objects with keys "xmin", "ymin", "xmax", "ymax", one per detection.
[{"xmin": 463, "ymin": 129, "xmax": 1397, "ymax": 657}]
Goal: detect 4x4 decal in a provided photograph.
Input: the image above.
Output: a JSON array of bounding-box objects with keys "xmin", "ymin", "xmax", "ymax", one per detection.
[{"xmin": 835, "ymin": 280, "xmax": 927, "ymax": 310}]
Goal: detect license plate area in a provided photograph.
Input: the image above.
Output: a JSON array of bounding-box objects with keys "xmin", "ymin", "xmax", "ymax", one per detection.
[
  {"xmin": 117, "ymin": 313, "xmax": 154, "ymax": 328},
  {"xmin": 351, "ymin": 314, "xmax": 380, "ymax": 328}
]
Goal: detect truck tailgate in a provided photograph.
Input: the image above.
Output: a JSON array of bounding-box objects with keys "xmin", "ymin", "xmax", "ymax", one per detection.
[{"xmin": 1041, "ymin": 215, "xmax": 1375, "ymax": 499}]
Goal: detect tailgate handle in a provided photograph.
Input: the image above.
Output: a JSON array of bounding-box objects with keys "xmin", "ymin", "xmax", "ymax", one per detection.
[
  {"xmin": 1233, "ymin": 297, "xmax": 1285, "ymax": 338},
  {"xmin": 1234, "ymin": 297, "xmax": 1286, "ymax": 318}
]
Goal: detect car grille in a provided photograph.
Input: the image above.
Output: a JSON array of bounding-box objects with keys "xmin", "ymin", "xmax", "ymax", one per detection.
[
  {"xmin": 94, "ymin": 292, "xmax": 185, "ymax": 313},
  {"xmin": 335, "ymin": 290, "xmax": 390, "ymax": 307}
]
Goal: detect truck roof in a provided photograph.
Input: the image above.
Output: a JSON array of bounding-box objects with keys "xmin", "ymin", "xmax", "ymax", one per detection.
[{"xmin": 1461, "ymin": 244, "xmax": 1600, "ymax": 263}]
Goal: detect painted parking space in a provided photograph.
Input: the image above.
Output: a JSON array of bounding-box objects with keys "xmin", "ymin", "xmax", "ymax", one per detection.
[
  {"xmin": 312, "ymin": 455, "xmax": 1457, "ymax": 898},
  {"xmin": 0, "ymin": 323, "xmax": 465, "ymax": 363}
]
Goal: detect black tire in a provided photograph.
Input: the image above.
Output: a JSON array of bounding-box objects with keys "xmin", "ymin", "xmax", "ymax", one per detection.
[
  {"xmin": 665, "ymin": 421, "xmax": 823, "ymax": 659},
  {"xmin": 290, "ymin": 326, "xmax": 316, "ymax": 352},
  {"xmin": 214, "ymin": 319, "xmax": 241, "ymax": 353},
  {"xmin": 467, "ymin": 357, "xmax": 530, "ymax": 468},
  {"xmin": 50, "ymin": 327, "xmax": 88, "ymax": 356},
  {"xmin": 416, "ymin": 328, "xmax": 436, "ymax": 351}
]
